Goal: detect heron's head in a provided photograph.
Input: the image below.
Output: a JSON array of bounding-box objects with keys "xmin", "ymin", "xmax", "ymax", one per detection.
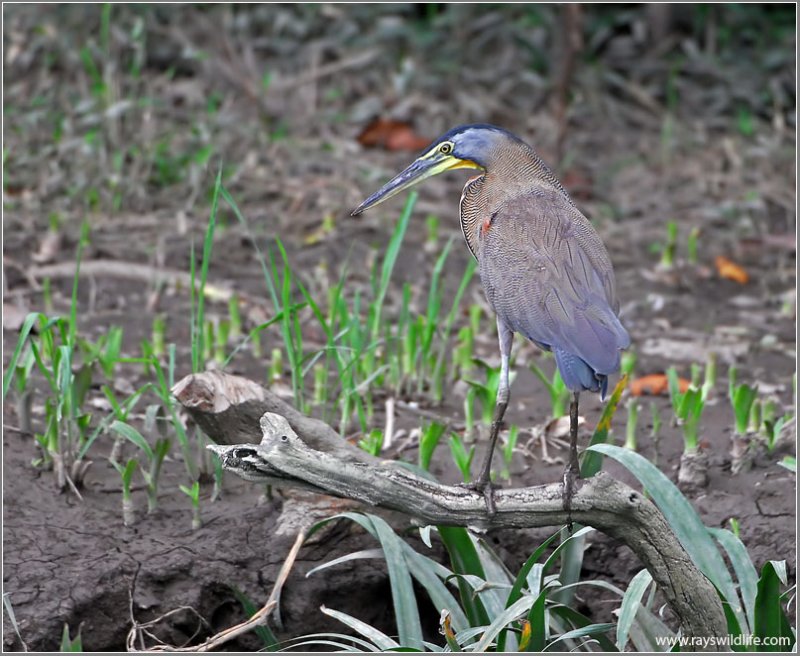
[{"xmin": 351, "ymin": 124, "xmax": 521, "ymax": 215}]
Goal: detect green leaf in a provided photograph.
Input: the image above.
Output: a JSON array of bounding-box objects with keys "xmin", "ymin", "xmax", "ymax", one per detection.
[
  {"xmin": 192, "ymin": 168, "xmax": 222, "ymax": 373},
  {"xmin": 546, "ymin": 622, "xmax": 615, "ymax": 651},
  {"xmin": 370, "ymin": 192, "xmax": 415, "ymax": 339},
  {"xmin": 306, "ymin": 549, "xmax": 385, "ymax": 578},
  {"xmin": 732, "ymin": 384, "xmax": 758, "ymax": 433},
  {"xmin": 616, "ymin": 569, "xmax": 653, "ymax": 650},
  {"xmin": 586, "ymin": 444, "xmax": 744, "ymax": 630},
  {"xmin": 371, "ymin": 517, "xmax": 424, "ymax": 650},
  {"xmin": 542, "ymin": 526, "xmax": 594, "ymax": 575},
  {"xmin": 549, "ymin": 605, "xmax": 620, "ymax": 652},
  {"xmin": 525, "ymin": 588, "xmax": 547, "ymax": 652},
  {"xmin": 110, "ymin": 420, "xmax": 154, "ymax": 461},
  {"xmin": 505, "ymin": 529, "xmax": 562, "ymax": 608},
  {"xmin": 321, "ymin": 606, "xmax": 400, "ymax": 651},
  {"xmin": 473, "ymin": 595, "xmax": 535, "ymax": 652},
  {"xmin": 401, "ymin": 544, "xmax": 469, "ymax": 633},
  {"xmin": 437, "ymin": 526, "xmax": 490, "ymax": 627},
  {"xmin": 309, "ymin": 513, "xmax": 422, "ymax": 650},
  {"xmin": 3, "ymin": 312, "xmax": 48, "ymax": 399},
  {"xmin": 753, "ymin": 561, "xmax": 794, "ymax": 649},
  {"xmin": 709, "ymin": 528, "xmax": 758, "ymax": 634}
]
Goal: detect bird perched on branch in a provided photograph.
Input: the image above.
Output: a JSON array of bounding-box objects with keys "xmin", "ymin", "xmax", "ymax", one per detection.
[{"xmin": 352, "ymin": 124, "xmax": 630, "ymax": 516}]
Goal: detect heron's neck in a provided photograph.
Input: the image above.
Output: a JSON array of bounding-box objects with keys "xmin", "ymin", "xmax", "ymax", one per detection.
[{"xmin": 484, "ymin": 141, "xmax": 571, "ymax": 203}]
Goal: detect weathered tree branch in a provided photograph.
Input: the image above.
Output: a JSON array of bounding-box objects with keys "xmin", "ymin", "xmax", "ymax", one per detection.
[{"xmin": 173, "ymin": 371, "xmax": 728, "ymax": 650}]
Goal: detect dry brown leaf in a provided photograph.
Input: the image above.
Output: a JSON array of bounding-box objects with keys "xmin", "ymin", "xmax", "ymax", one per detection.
[
  {"xmin": 715, "ymin": 255, "xmax": 749, "ymax": 284},
  {"xmin": 357, "ymin": 118, "xmax": 430, "ymax": 151},
  {"xmin": 630, "ymin": 373, "xmax": 691, "ymax": 396}
]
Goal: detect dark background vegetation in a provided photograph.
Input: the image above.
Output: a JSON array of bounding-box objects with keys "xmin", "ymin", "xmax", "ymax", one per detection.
[{"xmin": 3, "ymin": 3, "xmax": 796, "ymax": 651}]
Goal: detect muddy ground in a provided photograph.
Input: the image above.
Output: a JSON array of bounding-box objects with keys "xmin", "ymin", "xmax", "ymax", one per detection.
[{"xmin": 2, "ymin": 5, "xmax": 796, "ymax": 651}]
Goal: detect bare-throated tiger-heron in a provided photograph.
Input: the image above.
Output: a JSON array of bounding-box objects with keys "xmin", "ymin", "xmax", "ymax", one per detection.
[{"xmin": 352, "ymin": 124, "xmax": 630, "ymax": 517}]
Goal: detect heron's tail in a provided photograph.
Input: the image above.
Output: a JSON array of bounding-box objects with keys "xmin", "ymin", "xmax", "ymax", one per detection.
[{"xmin": 554, "ymin": 348, "xmax": 610, "ymax": 399}]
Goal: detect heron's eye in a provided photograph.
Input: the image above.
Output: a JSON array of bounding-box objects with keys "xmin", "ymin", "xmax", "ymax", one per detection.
[{"xmin": 439, "ymin": 142, "xmax": 453, "ymax": 155}]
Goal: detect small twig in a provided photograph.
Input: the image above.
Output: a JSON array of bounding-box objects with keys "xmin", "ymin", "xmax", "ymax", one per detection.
[
  {"xmin": 128, "ymin": 530, "xmax": 306, "ymax": 652},
  {"xmin": 28, "ymin": 259, "xmax": 268, "ymax": 315},
  {"xmin": 268, "ymin": 49, "xmax": 378, "ymax": 93}
]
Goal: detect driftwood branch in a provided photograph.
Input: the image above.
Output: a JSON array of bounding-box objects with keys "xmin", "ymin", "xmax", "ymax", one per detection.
[{"xmin": 173, "ymin": 371, "xmax": 728, "ymax": 649}]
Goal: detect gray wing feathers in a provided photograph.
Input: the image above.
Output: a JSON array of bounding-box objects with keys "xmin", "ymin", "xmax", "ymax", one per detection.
[{"xmin": 479, "ymin": 188, "xmax": 630, "ymax": 376}]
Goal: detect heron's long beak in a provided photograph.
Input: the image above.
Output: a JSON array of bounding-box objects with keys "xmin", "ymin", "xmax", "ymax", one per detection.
[{"xmin": 351, "ymin": 154, "xmax": 479, "ymax": 216}]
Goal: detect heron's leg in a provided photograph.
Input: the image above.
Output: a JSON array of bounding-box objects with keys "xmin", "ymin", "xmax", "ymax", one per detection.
[
  {"xmin": 562, "ymin": 391, "xmax": 581, "ymax": 531},
  {"xmin": 470, "ymin": 318, "xmax": 513, "ymax": 513}
]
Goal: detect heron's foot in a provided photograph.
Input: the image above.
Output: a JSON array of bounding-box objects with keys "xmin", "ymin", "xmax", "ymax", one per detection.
[
  {"xmin": 561, "ymin": 458, "xmax": 581, "ymax": 532},
  {"xmin": 458, "ymin": 478, "xmax": 499, "ymax": 515}
]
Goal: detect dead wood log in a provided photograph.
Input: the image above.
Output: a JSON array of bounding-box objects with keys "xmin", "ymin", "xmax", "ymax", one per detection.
[{"xmin": 173, "ymin": 370, "xmax": 728, "ymax": 649}]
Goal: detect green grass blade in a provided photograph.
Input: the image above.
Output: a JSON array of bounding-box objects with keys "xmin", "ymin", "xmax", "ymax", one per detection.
[
  {"xmin": 525, "ymin": 589, "xmax": 547, "ymax": 652},
  {"xmin": 305, "ymin": 549, "xmax": 384, "ymax": 578},
  {"xmin": 370, "ymin": 192, "xmax": 416, "ymax": 340},
  {"xmin": 321, "ymin": 607, "xmax": 400, "ymax": 651},
  {"xmin": 473, "ymin": 596, "xmax": 535, "ymax": 652},
  {"xmin": 616, "ymin": 568, "xmax": 653, "ymax": 650},
  {"xmin": 110, "ymin": 420, "xmax": 154, "ymax": 461},
  {"xmin": 497, "ymin": 528, "xmax": 562, "ymax": 651},
  {"xmin": 586, "ymin": 444, "xmax": 744, "ymax": 630},
  {"xmin": 400, "ymin": 544, "xmax": 469, "ymax": 634},
  {"xmin": 3, "ymin": 312, "xmax": 46, "ymax": 399},
  {"xmin": 220, "ymin": 185, "xmax": 280, "ymax": 311},
  {"xmin": 529, "ymin": 361, "xmax": 557, "ymax": 398},
  {"xmin": 437, "ymin": 526, "xmax": 490, "ymax": 627},
  {"xmin": 421, "ymin": 236, "xmax": 453, "ymax": 355},
  {"xmin": 307, "ymin": 513, "xmax": 422, "ymax": 649},
  {"xmin": 68, "ymin": 222, "xmax": 90, "ymax": 348},
  {"xmin": 549, "ymin": 605, "xmax": 619, "ymax": 652},
  {"xmin": 431, "ymin": 257, "xmax": 477, "ymax": 399},
  {"xmin": 753, "ymin": 561, "xmax": 794, "ymax": 648},
  {"xmin": 192, "ymin": 168, "xmax": 223, "ymax": 372},
  {"xmin": 370, "ymin": 516, "xmax": 424, "ymax": 650},
  {"xmin": 708, "ymin": 527, "xmax": 758, "ymax": 635},
  {"xmin": 542, "ymin": 525, "xmax": 594, "ymax": 574},
  {"xmin": 546, "ymin": 622, "xmax": 616, "ymax": 651}
]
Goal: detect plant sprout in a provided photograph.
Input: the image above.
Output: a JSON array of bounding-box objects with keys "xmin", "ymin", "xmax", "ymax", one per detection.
[
  {"xmin": 419, "ymin": 422, "xmax": 446, "ymax": 471},
  {"xmin": 625, "ymin": 399, "xmax": 640, "ymax": 451},
  {"xmin": 358, "ymin": 429, "xmax": 384, "ymax": 457},
  {"xmin": 530, "ymin": 359, "xmax": 569, "ymax": 419},
  {"xmin": 659, "ymin": 220, "xmax": 678, "ymax": 268},
  {"xmin": 448, "ymin": 433, "xmax": 475, "ymax": 483},
  {"xmin": 179, "ymin": 480, "xmax": 202, "ymax": 530},
  {"xmin": 113, "ymin": 458, "xmax": 138, "ymax": 527}
]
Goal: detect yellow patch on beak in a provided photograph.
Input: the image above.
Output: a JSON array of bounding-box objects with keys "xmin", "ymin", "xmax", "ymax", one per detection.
[{"xmin": 445, "ymin": 158, "xmax": 482, "ymax": 171}]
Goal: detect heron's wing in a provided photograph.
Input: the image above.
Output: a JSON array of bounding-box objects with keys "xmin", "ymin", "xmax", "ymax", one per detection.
[{"xmin": 479, "ymin": 187, "xmax": 630, "ymax": 376}]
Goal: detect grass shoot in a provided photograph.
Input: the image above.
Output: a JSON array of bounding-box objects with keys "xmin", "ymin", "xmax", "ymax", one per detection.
[{"xmin": 179, "ymin": 480, "xmax": 202, "ymax": 530}]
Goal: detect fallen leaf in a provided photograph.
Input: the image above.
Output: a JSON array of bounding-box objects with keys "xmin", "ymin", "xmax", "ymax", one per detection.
[
  {"xmin": 630, "ymin": 373, "xmax": 690, "ymax": 396},
  {"xmin": 357, "ymin": 118, "xmax": 430, "ymax": 151},
  {"xmin": 715, "ymin": 256, "xmax": 749, "ymax": 284}
]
